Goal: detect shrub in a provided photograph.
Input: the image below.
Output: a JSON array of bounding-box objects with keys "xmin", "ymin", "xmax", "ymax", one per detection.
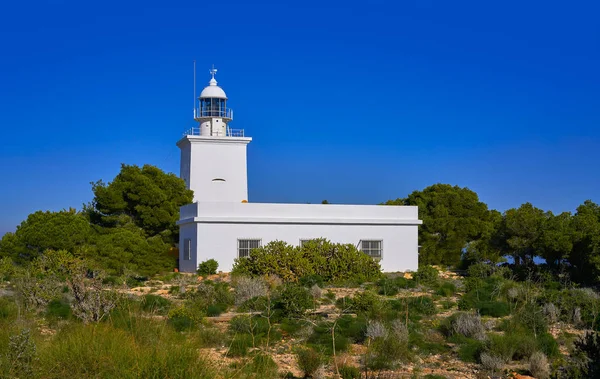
[
  {"xmin": 366, "ymin": 320, "xmax": 388, "ymax": 340},
  {"xmin": 529, "ymin": 351, "xmax": 550, "ymax": 379},
  {"xmin": 246, "ymin": 352, "xmax": 278, "ymax": 377},
  {"xmin": 206, "ymin": 304, "xmax": 224, "ymax": 317},
  {"xmin": 310, "ymin": 284, "xmax": 323, "ymax": 301},
  {"xmin": 339, "ymin": 365, "xmax": 360, "ymax": 379},
  {"xmin": 480, "ymin": 352, "xmax": 504, "ymax": 373},
  {"xmin": 350, "ymin": 291, "xmax": 385, "ymax": 316},
  {"xmin": 458, "ymin": 339, "xmax": 485, "ymax": 362},
  {"xmin": 436, "ymin": 281, "xmax": 457, "ymax": 297},
  {"xmin": 414, "ymin": 265, "xmax": 439, "ymax": 286},
  {"xmin": 275, "ymin": 284, "xmax": 313, "ymax": 317},
  {"xmin": 168, "ymin": 305, "xmax": 203, "ymax": 331},
  {"xmin": 537, "ymin": 332, "xmax": 560, "ymax": 358},
  {"xmin": 46, "ymin": 298, "xmax": 72, "ymax": 320},
  {"xmin": 141, "ymin": 294, "xmax": 171, "ymax": 314},
  {"xmin": 296, "ymin": 347, "xmax": 322, "ymax": 377},
  {"xmin": 299, "ymin": 274, "xmax": 324, "ymax": 288},
  {"xmin": 0, "ymin": 297, "xmax": 18, "ymax": 320},
  {"xmin": 446, "ymin": 312, "xmax": 485, "ymax": 340},
  {"xmin": 513, "ymin": 303, "xmax": 548, "ymax": 336},
  {"xmin": 571, "ymin": 331, "xmax": 600, "ymax": 378},
  {"xmin": 8, "ymin": 329, "xmax": 38, "ymax": 377},
  {"xmin": 376, "ymin": 276, "xmax": 416, "ymax": 296},
  {"xmin": 68, "ymin": 271, "xmax": 117, "ymax": 323},
  {"xmin": 232, "ymin": 239, "xmax": 381, "ymax": 283},
  {"xmin": 476, "ymin": 301, "xmax": 510, "ymax": 317},
  {"xmin": 227, "ymin": 334, "xmax": 254, "ymax": 357},
  {"xmin": 404, "ymin": 296, "xmax": 437, "ymax": 316},
  {"xmin": 197, "ymin": 259, "xmax": 218, "ymax": 276},
  {"xmin": 542, "ymin": 302, "xmax": 559, "ymax": 324}
]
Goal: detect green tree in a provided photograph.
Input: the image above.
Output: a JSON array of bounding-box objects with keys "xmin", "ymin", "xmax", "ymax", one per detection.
[
  {"xmin": 0, "ymin": 209, "xmax": 90, "ymax": 263},
  {"xmin": 88, "ymin": 164, "xmax": 193, "ymax": 244},
  {"xmin": 499, "ymin": 203, "xmax": 545, "ymax": 266},
  {"xmin": 537, "ymin": 211, "xmax": 574, "ymax": 267},
  {"xmin": 569, "ymin": 201, "xmax": 600, "ymax": 285},
  {"xmin": 385, "ymin": 184, "xmax": 495, "ymax": 267},
  {"xmin": 91, "ymin": 225, "xmax": 173, "ymax": 275}
]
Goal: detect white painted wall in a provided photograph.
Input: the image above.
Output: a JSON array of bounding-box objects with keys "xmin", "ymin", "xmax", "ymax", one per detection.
[
  {"xmin": 177, "ymin": 135, "xmax": 251, "ymax": 203},
  {"xmin": 178, "ymin": 202, "xmax": 421, "ymax": 273}
]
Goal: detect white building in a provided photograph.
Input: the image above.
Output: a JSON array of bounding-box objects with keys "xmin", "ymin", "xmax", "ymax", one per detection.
[{"xmin": 177, "ymin": 68, "xmax": 422, "ymax": 273}]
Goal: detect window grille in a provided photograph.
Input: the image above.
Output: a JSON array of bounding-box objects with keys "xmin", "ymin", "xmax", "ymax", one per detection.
[
  {"xmin": 360, "ymin": 240, "xmax": 382, "ymax": 259},
  {"xmin": 238, "ymin": 239, "xmax": 261, "ymax": 258}
]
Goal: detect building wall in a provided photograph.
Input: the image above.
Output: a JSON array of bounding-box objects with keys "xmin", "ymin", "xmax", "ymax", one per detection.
[
  {"xmin": 177, "ymin": 136, "xmax": 251, "ymax": 203},
  {"xmin": 178, "ymin": 202, "xmax": 421, "ymax": 273}
]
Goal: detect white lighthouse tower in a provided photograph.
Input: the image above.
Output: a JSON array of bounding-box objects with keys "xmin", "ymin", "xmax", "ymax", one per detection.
[{"xmin": 177, "ymin": 67, "xmax": 252, "ymax": 203}]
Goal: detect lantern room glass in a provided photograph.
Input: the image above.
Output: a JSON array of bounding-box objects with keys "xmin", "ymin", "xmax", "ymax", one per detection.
[{"xmin": 200, "ymin": 98, "xmax": 227, "ymax": 117}]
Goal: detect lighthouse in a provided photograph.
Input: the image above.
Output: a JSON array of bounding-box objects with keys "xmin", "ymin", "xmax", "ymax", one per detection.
[
  {"xmin": 177, "ymin": 67, "xmax": 252, "ymax": 203},
  {"xmin": 177, "ymin": 67, "xmax": 421, "ymax": 274}
]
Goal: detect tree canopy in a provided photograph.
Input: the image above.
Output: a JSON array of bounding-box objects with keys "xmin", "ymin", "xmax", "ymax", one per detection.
[
  {"xmin": 385, "ymin": 184, "xmax": 495, "ymax": 266},
  {"xmin": 1, "ymin": 164, "xmax": 192, "ymax": 276},
  {"xmin": 88, "ymin": 164, "xmax": 193, "ymax": 244},
  {"xmin": 0, "ymin": 209, "xmax": 91, "ymax": 263}
]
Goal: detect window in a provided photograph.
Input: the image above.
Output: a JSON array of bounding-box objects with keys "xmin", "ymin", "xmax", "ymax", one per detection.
[
  {"xmin": 183, "ymin": 238, "xmax": 192, "ymax": 260},
  {"xmin": 238, "ymin": 239, "xmax": 261, "ymax": 258},
  {"xmin": 360, "ymin": 240, "xmax": 382, "ymax": 259}
]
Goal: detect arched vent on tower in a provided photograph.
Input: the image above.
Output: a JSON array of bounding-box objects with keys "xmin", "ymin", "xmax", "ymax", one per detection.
[{"xmin": 212, "ymin": 178, "xmax": 226, "ymax": 182}]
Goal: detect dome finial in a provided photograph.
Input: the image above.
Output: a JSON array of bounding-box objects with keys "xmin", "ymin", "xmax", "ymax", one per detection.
[{"xmin": 209, "ymin": 64, "xmax": 218, "ymax": 85}]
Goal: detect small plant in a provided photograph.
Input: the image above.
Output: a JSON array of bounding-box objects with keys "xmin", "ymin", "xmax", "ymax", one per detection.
[
  {"xmin": 141, "ymin": 294, "xmax": 171, "ymax": 314},
  {"xmin": 310, "ymin": 284, "xmax": 323, "ymax": 300},
  {"xmin": 46, "ymin": 298, "xmax": 72, "ymax": 320},
  {"xmin": 296, "ymin": 347, "xmax": 322, "ymax": 377},
  {"xmin": 233, "ymin": 276, "xmax": 268, "ymax": 305},
  {"xmin": 480, "ymin": 352, "xmax": 504, "ymax": 374},
  {"xmin": 275, "ymin": 284, "xmax": 313, "ymax": 317},
  {"xmin": 8, "ymin": 329, "xmax": 38, "ymax": 377},
  {"xmin": 366, "ymin": 320, "xmax": 388, "ymax": 340},
  {"xmin": 436, "ymin": 281, "xmax": 457, "ymax": 297},
  {"xmin": 168, "ymin": 305, "xmax": 203, "ymax": 331},
  {"xmin": 447, "ymin": 312, "xmax": 486, "ymax": 341},
  {"xmin": 529, "ymin": 351, "xmax": 550, "ymax": 379},
  {"xmin": 197, "ymin": 259, "xmax": 219, "ymax": 276},
  {"xmin": 414, "ymin": 265, "xmax": 439, "ymax": 286},
  {"xmin": 68, "ymin": 269, "xmax": 117, "ymax": 323},
  {"xmin": 339, "ymin": 365, "xmax": 360, "ymax": 379}
]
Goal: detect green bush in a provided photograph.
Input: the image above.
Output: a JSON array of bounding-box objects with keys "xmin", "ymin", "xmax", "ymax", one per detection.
[
  {"xmin": 0, "ymin": 297, "xmax": 18, "ymax": 320},
  {"xmin": 339, "ymin": 365, "xmax": 361, "ymax": 379},
  {"xmin": 232, "ymin": 239, "xmax": 381, "ymax": 283},
  {"xmin": 308, "ymin": 321, "xmax": 351, "ymax": 355},
  {"xmin": 197, "ymin": 259, "xmax": 218, "ymax": 276},
  {"xmin": 414, "ymin": 265, "xmax": 439, "ymax": 286},
  {"xmin": 299, "ymin": 274, "xmax": 324, "ymax": 288},
  {"xmin": 436, "ymin": 281, "xmax": 457, "ymax": 297},
  {"xmin": 458, "ymin": 338, "xmax": 485, "ymax": 363},
  {"xmin": 245, "ymin": 352, "xmax": 278, "ymax": 377},
  {"xmin": 296, "ymin": 347, "xmax": 322, "ymax": 377},
  {"xmin": 141, "ymin": 294, "xmax": 171, "ymax": 315},
  {"xmin": 167, "ymin": 305, "xmax": 203, "ymax": 332},
  {"xmin": 376, "ymin": 276, "xmax": 416, "ymax": 296},
  {"xmin": 227, "ymin": 334, "xmax": 254, "ymax": 357},
  {"xmin": 275, "ymin": 284, "xmax": 313, "ymax": 318},
  {"xmin": 47, "ymin": 298, "xmax": 72, "ymax": 320},
  {"xmin": 537, "ymin": 332, "xmax": 560, "ymax": 359}
]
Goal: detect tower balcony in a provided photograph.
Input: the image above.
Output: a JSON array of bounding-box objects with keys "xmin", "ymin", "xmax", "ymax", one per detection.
[{"xmin": 183, "ymin": 127, "xmax": 245, "ymax": 137}]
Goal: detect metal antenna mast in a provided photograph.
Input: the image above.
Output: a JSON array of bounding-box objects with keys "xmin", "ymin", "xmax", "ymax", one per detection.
[{"xmin": 193, "ymin": 60, "xmax": 197, "ymax": 118}]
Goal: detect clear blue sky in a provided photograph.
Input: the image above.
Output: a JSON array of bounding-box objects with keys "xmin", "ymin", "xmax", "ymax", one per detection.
[{"xmin": 1, "ymin": 0, "xmax": 599, "ymax": 236}]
